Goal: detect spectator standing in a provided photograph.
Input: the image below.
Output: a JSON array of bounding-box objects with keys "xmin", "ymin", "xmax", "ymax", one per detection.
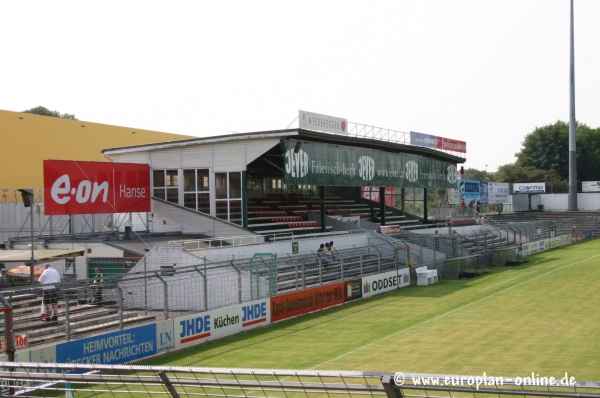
[
  {"xmin": 93, "ymin": 267, "xmax": 104, "ymax": 305},
  {"xmin": 329, "ymin": 241, "xmax": 339, "ymax": 263},
  {"xmin": 38, "ymin": 263, "xmax": 61, "ymax": 321},
  {"xmin": 324, "ymin": 242, "xmax": 334, "ymax": 265},
  {"xmin": 461, "ymin": 199, "xmax": 466, "ymax": 216},
  {"xmin": 0, "ymin": 269, "xmax": 9, "ymax": 288}
]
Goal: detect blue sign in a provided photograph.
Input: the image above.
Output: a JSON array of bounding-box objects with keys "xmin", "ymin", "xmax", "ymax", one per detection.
[
  {"xmin": 56, "ymin": 324, "xmax": 157, "ymax": 365},
  {"xmin": 410, "ymin": 131, "xmax": 437, "ymax": 149},
  {"xmin": 457, "ymin": 180, "xmax": 480, "ymax": 203}
]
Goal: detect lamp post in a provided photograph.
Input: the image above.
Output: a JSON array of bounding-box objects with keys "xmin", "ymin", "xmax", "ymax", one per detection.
[{"xmin": 18, "ymin": 189, "xmax": 35, "ymax": 285}]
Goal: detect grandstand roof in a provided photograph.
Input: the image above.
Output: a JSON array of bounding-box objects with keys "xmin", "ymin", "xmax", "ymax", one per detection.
[{"xmin": 102, "ymin": 128, "xmax": 466, "ymax": 163}]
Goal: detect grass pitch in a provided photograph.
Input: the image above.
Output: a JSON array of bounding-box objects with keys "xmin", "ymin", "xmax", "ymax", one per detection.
[{"xmin": 143, "ymin": 239, "xmax": 600, "ymax": 381}]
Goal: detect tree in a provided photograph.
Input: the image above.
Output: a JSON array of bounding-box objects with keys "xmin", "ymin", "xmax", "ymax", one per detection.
[
  {"xmin": 23, "ymin": 106, "xmax": 77, "ymax": 120},
  {"xmin": 575, "ymin": 125, "xmax": 600, "ymax": 182},
  {"xmin": 464, "ymin": 168, "xmax": 488, "ymax": 181},
  {"xmin": 515, "ymin": 121, "xmax": 600, "ymax": 181},
  {"xmin": 491, "ymin": 164, "xmax": 567, "ymax": 193}
]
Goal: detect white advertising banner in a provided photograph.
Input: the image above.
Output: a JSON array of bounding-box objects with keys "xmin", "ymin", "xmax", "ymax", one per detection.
[
  {"xmin": 582, "ymin": 181, "xmax": 600, "ymax": 192},
  {"xmin": 175, "ymin": 299, "xmax": 270, "ymax": 349},
  {"xmin": 299, "ymin": 110, "xmax": 348, "ymax": 135},
  {"xmin": 398, "ymin": 267, "xmax": 410, "ymax": 288},
  {"xmin": 447, "ymin": 188, "xmax": 459, "ymax": 205},
  {"xmin": 362, "ymin": 270, "xmax": 399, "ymax": 298},
  {"xmin": 156, "ymin": 319, "xmax": 175, "ymax": 354},
  {"xmin": 488, "ymin": 182, "xmax": 510, "ymax": 203},
  {"xmin": 521, "ymin": 235, "xmax": 571, "ymax": 256},
  {"xmin": 513, "ymin": 182, "xmax": 546, "ymax": 194}
]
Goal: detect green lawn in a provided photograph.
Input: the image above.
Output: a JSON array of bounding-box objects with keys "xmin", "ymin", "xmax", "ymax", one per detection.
[{"xmin": 143, "ymin": 239, "xmax": 600, "ymax": 381}]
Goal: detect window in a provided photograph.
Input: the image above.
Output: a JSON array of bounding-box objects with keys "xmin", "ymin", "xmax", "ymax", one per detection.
[
  {"xmin": 215, "ymin": 172, "xmax": 242, "ymax": 225},
  {"xmin": 153, "ymin": 170, "xmax": 178, "ymax": 203},
  {"xmin": 183, "ymin": 169, "xmax": 210, "ymax": 213}
]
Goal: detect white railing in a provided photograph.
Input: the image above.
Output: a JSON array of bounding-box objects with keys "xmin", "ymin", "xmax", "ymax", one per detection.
[{"xmin": 167, "ymin": 235, "xmax": 264, "ymax": 249}]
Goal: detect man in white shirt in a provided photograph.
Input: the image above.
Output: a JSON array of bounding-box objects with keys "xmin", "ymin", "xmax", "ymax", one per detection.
[{"xmin": 38, "ymin": 263, "xmax": 61, "ymax": 321}]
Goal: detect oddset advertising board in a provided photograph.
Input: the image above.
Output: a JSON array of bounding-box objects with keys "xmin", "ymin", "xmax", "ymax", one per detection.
[{"xmin": 43, "ymin": 160, "xmax": 151, "ymax": 215}]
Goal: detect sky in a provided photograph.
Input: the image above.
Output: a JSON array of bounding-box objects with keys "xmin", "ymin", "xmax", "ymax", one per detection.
[{"xmin": 1, "ymin": 1, "xmax": 599, "ymax": 172}]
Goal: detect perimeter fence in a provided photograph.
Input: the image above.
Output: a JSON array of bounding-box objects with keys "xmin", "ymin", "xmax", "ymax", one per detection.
[
  {"xmin": 0, "ymin": 239, "xmax": 409, "ymax": 351},
  {"xmin": 1, "ymin": 363, "xmax": 599, "ymax": 398}
]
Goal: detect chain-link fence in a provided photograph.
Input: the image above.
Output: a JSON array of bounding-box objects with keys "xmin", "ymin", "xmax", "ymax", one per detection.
[{"xmin": 1, "ymin": 239, "xmax": 409, "ymax": 352}]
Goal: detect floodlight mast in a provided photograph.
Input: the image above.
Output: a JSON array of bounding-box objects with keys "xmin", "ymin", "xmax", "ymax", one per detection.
[
  {"xmin": 18, "ymin": 189, "xmax": 35, "ymax": 285},
  {"xmin": 568, "ymin": 0, "xmax": 577, "ymax": 211}
]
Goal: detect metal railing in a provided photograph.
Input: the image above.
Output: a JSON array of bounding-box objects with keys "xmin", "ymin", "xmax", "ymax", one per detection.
[{"xmin": 1, "ymin": 363, "xmax": 598, "ymax": 398}]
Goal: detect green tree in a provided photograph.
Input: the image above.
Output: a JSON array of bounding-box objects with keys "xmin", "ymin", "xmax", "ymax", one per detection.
[
  {"xmin": 464, "ymin": 168, "xmax": 488, "ymax": 181},
  {"xmin": 23, "ymin": 106, "xmax": 77, "ymax": 120},
  {"xmin": 575, "ymin": 126, "xmax": 600, "ymax": 182},
  {"xmin": 491, "ymin": 164, "xmax": 567, "ymax": 193},
  {"xmin": 515, "ymin": 121, "xmax": 600, "ymax": 181}
]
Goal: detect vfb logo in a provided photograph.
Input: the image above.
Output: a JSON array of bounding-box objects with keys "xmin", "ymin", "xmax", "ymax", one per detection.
[
  {"xmin": 285, "ymin": 148, "xmax": 309, "ymax": 178},
  {"xmin": 447, "ymin": 165, "xmax": 457, "ymax": 184},
  {"xmin": 358, "ymin": 156, "xmax": 375, "ymax": 181},
  {"xmin": 406, "ymin": 160, "xmax": 418, "ymax": 183}
]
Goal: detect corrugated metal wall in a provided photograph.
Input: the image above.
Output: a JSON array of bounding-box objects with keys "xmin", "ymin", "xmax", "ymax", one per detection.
[
  {"xmin": 150, "ymin": 147, "xmax": 181, "ymax": 169},
  {"xmin": 113, "ymin": 152, "xmax": 151, "ymax": 164},
  {"xmin": 181, "ymin": 145, "xmax": 213, "ymax": 168}
]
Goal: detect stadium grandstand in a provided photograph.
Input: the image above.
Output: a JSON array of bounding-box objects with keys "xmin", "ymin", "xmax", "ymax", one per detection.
[{"xmin": 1, "ymin": 111, "xmax": 599, "ymax": 395}]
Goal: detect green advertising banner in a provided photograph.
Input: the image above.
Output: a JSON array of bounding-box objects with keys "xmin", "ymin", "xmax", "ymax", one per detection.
[{"xmin": 283, "ymin": 139, "xmax": 458, "ymax": 188}]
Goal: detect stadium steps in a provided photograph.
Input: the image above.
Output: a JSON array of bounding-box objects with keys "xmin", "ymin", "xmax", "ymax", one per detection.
[
  {"xmin": 2, "ymin": 287, "xmax": 156, "ymax": 346},
  {"xmin": 274, "ymin": 249, "xmax": 393, "ymax": 293}
]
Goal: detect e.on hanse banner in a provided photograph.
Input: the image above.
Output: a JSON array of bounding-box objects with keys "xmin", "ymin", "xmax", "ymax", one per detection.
[{"xmin": 43, "ymin": 160, "xmax": 151, "ymax": 215}]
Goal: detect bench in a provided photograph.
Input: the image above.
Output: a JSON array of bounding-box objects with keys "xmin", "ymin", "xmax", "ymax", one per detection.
[{"xmin": 415, "ymin": 266, "xmax": 438, "ymax": 286}]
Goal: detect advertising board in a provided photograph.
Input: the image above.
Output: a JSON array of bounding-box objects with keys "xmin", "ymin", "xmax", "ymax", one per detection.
[
  {"xmin": 299, "ymin": 110, "xmax": 347, "ymax": 135},
  {"xmin": 175, "ymin": 299, "xmax": 270, "ymax": 349},
  {"xmin": 410, "ymin": 131, "xmax": 467, "ymax": 153},
  {"xmin": 271, "ymin": 283, "xmax": 344, "ymax": 322},
  {"xmin": 487, "ymin": 182, "xmax": 510, "ymax": 203},
  {"xmin": 397, "ymin": 267, "xmax": 410, "ymax": 288},
  {"xmin": 513, "ymin": 182, "xmax": 546, "ymax": 194},
  {"xmin": 156, "ymin": 319, "xmax": 175, "ymax": 354},
  {"xmin": 43, "ymin": 160, "xmax": 151, "ymax": 215},
  {"xmin": 344, "ymin": 278, "xmax": 363, "ymax": 302},
  {"xmin": 457, "ymin": 180, "xmax": 480, "ymax": 203},
  {"xmin": 55, "ymin": 324, "xmax": 157, "ymax": 365},
  {"xmin": 362, "ymin": 270, "xmax": 399, "ymax": 298},
  {"xmin": 582, "ymin": 181, "xmax": 600, "ymax": 192},
  {"xmin": 283, "ymin": 140, "xmax": 457, "ymax": 189}
]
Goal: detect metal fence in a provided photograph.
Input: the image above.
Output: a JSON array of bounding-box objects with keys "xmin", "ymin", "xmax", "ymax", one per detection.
[
  {"xmin": 1, "ymin": 239, "xmax": 409, "ymax": 351},
  {"xmin": 1, "ymin": 363, "xmax": 599, "ymax": 397}
]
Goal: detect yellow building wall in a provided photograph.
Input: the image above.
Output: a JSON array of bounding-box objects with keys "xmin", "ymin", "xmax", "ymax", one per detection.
[{"xmin": 0, "ymin": 109, "xmax": 195, "ymax": 190}]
